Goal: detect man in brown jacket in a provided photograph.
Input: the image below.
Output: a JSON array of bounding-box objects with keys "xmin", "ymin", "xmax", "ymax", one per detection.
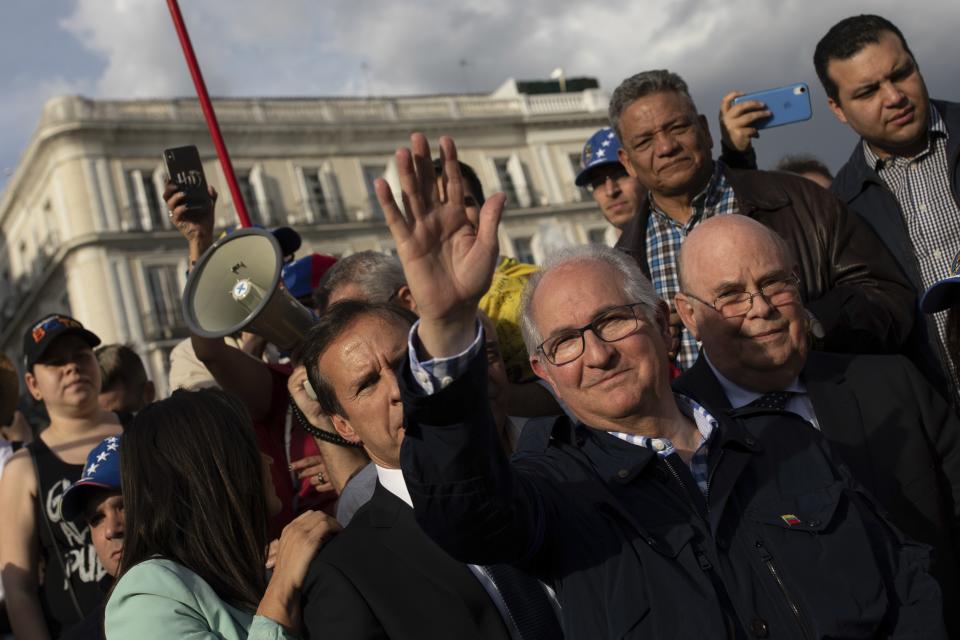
[{"xmin": 611, "ymin": 69, "xmax": 915, "ymax": 372}]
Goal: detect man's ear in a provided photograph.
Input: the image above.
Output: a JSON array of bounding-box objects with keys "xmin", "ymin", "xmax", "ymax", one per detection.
[
  {"xmin": 674, "ymin": 293, "xmax": 701, "ymax": 341},
  {"xmin": 142, "ymin": 381, "xmax": 156, "ymax": 406},
  {"xmin": 330, "ymin": 413, "xmax": 362, "ymax": 445},
  {"xmin": 618, "ymin": 147, "xmax": 638, "ymax": 178},
  {"xmin": 827, "ymin": 97, "xmax": 848, "ymax": 124},
  {"xmin": 394, "ymin": 285, "xmax": 418, "ymax": 314},
  {"xmin": 24, "ymin": 371, "xmax": 42, "ymax": 401},
  {"xmin": 530, "ymin": 356, "xmax": 561, "ymax": 398}
]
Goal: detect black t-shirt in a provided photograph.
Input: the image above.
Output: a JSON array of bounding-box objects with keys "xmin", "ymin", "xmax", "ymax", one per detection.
[{"xmin": 28, "ymin": 437, "xmax": 108, "ymax": 637}]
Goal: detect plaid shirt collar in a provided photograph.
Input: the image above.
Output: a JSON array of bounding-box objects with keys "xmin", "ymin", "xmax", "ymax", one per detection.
[
  {"xmin": 649, "ymin": 160, "xmax": 727, "ymax": 227},
  {"xmin": 863, "ymin": 103, "xmax": 948, "ymax": 171}
]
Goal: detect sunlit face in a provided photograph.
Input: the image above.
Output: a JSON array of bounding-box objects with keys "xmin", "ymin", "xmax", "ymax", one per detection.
[
  {"xmin": 83, "ymin": 490, "xmax": 124, "ymax": 577},
  {"xmin": 529, "ymin": 260, "xmax": 671, "ymax": 428},
  {"xmin": 826, "ymin": 30, "xmax": 929, "ymax": 157},
  {"xmin": 586, "ymin": 164, "xmax": 643, "ymax": 229},
  {"xmin": 25, "ymin": 335, "xmax": 101, "ymax": 415},
  {"xmin": 617, "ymin": 91, "xmax": 715, "ymax": 199},
  {"xmin": 318, "ymin": 315, "xmax": 409, "ymax": 469},
  {"xmin": 675, "ymin": 221, "xmax": 808, "ymax": 390}
]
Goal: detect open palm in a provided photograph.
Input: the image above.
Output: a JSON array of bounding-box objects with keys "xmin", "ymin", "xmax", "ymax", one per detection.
[{"xmin": 376, "ymin": 134, "xmax": 505, "ymax": 355}]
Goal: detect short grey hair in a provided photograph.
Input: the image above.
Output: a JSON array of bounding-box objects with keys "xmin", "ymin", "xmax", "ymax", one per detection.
[
  {"xmin": 520, "ymin": 244, "xmax": 661, "ymax": 355},
  {"xmin": 608, "ymin": 69, "xmax": 696, "ymax": 141},
  {"xmin": 313, "ymin": 251, "xmax": 407, "ymax": 310}
]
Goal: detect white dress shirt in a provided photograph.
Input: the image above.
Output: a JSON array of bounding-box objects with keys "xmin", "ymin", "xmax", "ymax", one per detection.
[{"xmin": 703, "ymin": 352, "xmax": 821, "ymax": 431}]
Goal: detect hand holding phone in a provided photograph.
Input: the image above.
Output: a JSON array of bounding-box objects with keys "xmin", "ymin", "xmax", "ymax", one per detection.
[
  {"xmin": 163, "ymin": 145, "xmax": 213, "ymax": 213},
  {"xmin": 731, "ymin": 83, "xmax": 812, "ymax": 130}
]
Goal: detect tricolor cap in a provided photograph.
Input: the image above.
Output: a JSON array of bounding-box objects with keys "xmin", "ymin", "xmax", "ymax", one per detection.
[
  {"xmin": 921, "ymin": 249, "xmax": 960, "ymax": 313},
  {"xmin": 574, "ymin": 127, "xmax": 625, "ymax": 187},
  {"xmin": 22, "ymin": 314, "xmax": 101, "ymax": 371},
  {"xmin": 282, "ymin": 253, "xmax": 338, "ymax": 301},
  {"xmin": 60, "ymin": 435, "xmax": 122, "ymax": 523}
]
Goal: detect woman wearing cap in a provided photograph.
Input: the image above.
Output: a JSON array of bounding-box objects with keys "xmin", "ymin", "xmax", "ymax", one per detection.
[
  {"xmin": 0, "ymin": 314, "xmax": 124, "ymax": 639},
  {"xmin": 105, "ymin": 388, "xmax": 339, "ymax": 639}
]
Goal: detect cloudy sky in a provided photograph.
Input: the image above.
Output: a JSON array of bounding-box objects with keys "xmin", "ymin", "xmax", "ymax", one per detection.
[{"xmin": 2, "ymin": 0, "xmax": 958, "ymax": 193}]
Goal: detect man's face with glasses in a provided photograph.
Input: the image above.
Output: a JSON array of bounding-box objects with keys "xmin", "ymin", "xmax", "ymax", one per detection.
[
  {"xmin": 529, "ymin": 260, "xmax": 673, "ymax": 429},
  {"xmin": 675, "ymin": 218, "xmax": 809, "ymax": 390},
  {"xmin": 585, "ymin": 163, "xmax": 643, "ymax": 230}
]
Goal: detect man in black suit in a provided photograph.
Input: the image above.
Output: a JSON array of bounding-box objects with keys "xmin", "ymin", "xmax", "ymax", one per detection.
[
  {"xmin": 673, "ymin": 213, "xmax": 960, "ymax": 633},
  {"xmin": 295, "ymin": 300, "xmax": 562, "ymax": 640}
]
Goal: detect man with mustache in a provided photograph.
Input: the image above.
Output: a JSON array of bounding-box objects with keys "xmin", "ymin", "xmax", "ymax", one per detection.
[
  {"xmin": 610, "ymin": 69, "xmax": 914, "ymax": 373},
  {"xmin": 672, "ymin": 214, "xmax": 960, "ymax": 634},
  {"xmin": 815, "ymin": 14, "xmax": 960, "ymax": 403}
]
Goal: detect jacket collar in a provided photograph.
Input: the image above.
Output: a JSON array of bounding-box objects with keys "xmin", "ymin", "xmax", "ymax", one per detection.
[{"xmin": 833, "ymin": 98, "xmax": 960, "ymax": 203}]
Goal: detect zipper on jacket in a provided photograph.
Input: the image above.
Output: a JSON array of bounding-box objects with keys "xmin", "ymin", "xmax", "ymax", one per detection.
[
  {"xmin": 662, "ymin": 454, "xmax": 708, "ymax": 523},
  {"xmin": 755, "ymin": 540, "xmax": 812, "ymax": 640}
]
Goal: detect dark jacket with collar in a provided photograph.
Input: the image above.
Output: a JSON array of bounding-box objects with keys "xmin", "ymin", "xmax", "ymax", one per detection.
[
  {"xmin": 674, "ymin": 350, "xmax": 960, "ymax": 633},
  {"xmin": 615, "ymin": 163, "xmax": 915, "ymax": 355},
  {"xmin": 301, "ymin": 481, "xmax": 513, "ymax": 640},
  {"xmin": 399, "ymin": 350, "xmax": 944, "ymax": 640},
  {"xmin": 831, "ymin": 99, "xmax": 960, "ymax": 292}
]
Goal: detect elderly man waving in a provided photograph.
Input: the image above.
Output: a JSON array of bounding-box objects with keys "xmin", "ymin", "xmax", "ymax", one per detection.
[{"xmin": 377, "ymin": 133, "xmax": 944, "ymax": 639}]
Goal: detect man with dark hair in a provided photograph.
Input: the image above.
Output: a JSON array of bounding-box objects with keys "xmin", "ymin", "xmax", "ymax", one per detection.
[
  {"xmin": 814, "ymin": 14, "xmax": 960, "ymax": 402},
  {"xmin": 95, "ymin": 345, "xmax": 155, "ymax": 415},
  {"xmin": 776, "ymin": 154, "xmax": 834, "ymax": 189},
  {"xmin": 297, "ymin": 300, "xmax": 562, "ymax": 640},
  {"xmin": 609, "ymin": 68, "xmax": 915, "ymax": 372},
  {"xmin": 673, "ymin": 215, "xmax": 960, "ymax": 634}
]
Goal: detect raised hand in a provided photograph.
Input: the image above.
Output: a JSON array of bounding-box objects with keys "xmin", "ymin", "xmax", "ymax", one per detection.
[
  {"xmin": 376, "ymin": 133, "xmax": 506, "ymax": 358},
  {"xmin": 719, "ymin": 91, "xmax": 771, "ymax": 152}
]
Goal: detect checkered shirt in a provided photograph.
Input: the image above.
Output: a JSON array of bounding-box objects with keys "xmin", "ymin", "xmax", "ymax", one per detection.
[
  {"xmin": 645, "ymin": 161, "xmax": 738, "ymax": 371},
  {"xmin": 863, "ymin": 105, "xmax": 960, "ymax": 390},
  {"xmin": 608, "ymin": 395, "xmax": 717, "ymax": 497}
]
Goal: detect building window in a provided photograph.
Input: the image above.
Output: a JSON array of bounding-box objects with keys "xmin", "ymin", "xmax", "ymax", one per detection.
[
  {"xmin": 142, "ymin": 264, "xmax": 187, "ymax": 341},
  {"xmin": 568, "ymin": 153, "xmax": 588, "ymax": 202},
  {"xmin": 362, "ymin": 164, "xmax": 387, "ymax": 220},
  {"xmin": 296, "ymin": 166, "xmax": 343, "ymax": 223},
  {"xmin": 237, "ymin": 172, "xmax": 267, "ymax": 227},
  {"xmin": 512, "ymin": 236, "xmax": 535, "ymax": 264},
  {"xmin": 494, "ymin": 158, "xmax": 520, "ymax": 207},
  {"xmin": 124, "ymin": 170, "xmax": 165, "ymax": 231}
]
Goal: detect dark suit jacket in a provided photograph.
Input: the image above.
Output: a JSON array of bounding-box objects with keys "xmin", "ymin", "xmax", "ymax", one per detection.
[
  {"xmin": 675, "ymin": 351, "xmax": 960, "ymax": 627},
  {"xmin": 300, "ymin": 481, "xmax": 512, "ymax": 640}
]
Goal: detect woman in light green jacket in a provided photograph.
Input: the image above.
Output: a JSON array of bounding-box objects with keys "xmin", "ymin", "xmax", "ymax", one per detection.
[{"xmin": 105, "ymin": 389, "xmax": 340, "ymax": 639}]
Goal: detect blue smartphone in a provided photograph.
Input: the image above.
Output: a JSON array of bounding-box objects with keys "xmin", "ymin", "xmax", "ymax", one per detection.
[{"xmin": 732, "ymin": 83, "xmax": 812, "ymax": 130}]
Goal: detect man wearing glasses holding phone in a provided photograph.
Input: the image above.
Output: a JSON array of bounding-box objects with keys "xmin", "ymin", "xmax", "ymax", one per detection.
[{"xmin": 673, "ymin": 214, "xmax": 960, "ymax": 634}]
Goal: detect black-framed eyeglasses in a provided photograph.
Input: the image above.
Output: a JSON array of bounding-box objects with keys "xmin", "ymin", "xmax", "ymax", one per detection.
[
  {"xmin": 536, "ymin": 302, "xmax": 646, "ymax": 366},
  {"xmin": 683, "ymin": 275, "xmax": 802, "ymax": 319}
]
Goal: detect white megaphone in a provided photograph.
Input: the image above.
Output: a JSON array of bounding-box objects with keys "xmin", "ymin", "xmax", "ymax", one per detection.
[{"xmin": 182, "ymin": 228, "xmax": 317, "ymax": 351}]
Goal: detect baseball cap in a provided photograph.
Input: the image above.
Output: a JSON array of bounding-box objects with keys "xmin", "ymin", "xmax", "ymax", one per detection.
[
  {"xmin": 60, "ymin": 434, "xmax": 122, "ymax": 523},
  {"xmin": 22, "ymin": 314, "xmax": 101, "ymax": 371},
  {"xmin": 575, "ymin": 127, "xmax": 625, "ymax": 187},
  {"xmin": 282, "ymin": 253, "xmax": 338, "ymax": 300},
  {"xmin": 921, "ymin": 249, "xmax": 960, "ymax": 313}
]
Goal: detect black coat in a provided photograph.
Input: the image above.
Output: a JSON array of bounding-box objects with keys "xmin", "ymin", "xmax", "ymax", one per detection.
[
  {"xmin": 300, "ymin": 481, "xmax": 512, "ymax": 640},
  {"xmin": 674, "ymin": 351, "xmax": 960, "ymax": 632},
  {"xmin": 615, "ymin": 163, "xmax": 915, "ymax": 355},
  {"xmin": 399, "ymin": 350, "xmax": 945, "ymax": 639}
]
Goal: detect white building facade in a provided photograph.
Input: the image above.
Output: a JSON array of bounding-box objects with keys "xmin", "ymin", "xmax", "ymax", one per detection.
[{"xmin": 0, "ymin": 84, "xmax": 614, "ymax": 397}]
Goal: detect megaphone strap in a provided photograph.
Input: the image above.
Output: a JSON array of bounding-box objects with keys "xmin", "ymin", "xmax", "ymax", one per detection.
[{"xmin": 290, "ymin": 398, "xmax": 364, "ymax": 449}]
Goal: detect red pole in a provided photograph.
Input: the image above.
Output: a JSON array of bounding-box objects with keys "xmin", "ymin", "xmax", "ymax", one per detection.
[{"xmin": 166, "ymin": 0, "xmax": 252, "ymax": 228}]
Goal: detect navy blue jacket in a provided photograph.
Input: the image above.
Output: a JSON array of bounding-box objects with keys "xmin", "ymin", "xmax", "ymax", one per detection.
[
  {"xmin": 832, "ymin": 99, "xmax": 960, "ymax": 399},
  {"xmin": 399, "ymin": 351, "xmax": 944, "ymax": 639}
]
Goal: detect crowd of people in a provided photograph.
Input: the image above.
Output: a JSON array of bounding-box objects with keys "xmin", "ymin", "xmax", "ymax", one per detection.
[{"xmin": 1, "ymin": 12, "xmax": 959, "ymax": 639}]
